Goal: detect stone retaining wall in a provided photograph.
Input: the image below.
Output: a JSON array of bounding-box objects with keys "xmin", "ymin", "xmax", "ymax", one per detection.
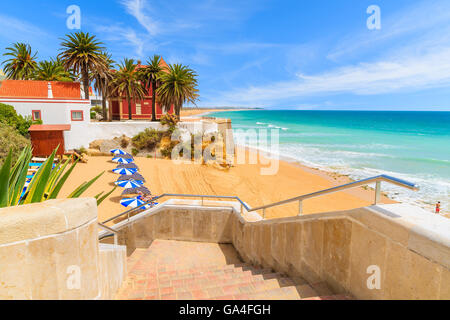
[
  {"xmin": 0, "ymin": 199, "xmax": 126, "ymax": 300},
  {"xmin": 109, "ymin": 201, "xmax": 449, "ymax": 300}
]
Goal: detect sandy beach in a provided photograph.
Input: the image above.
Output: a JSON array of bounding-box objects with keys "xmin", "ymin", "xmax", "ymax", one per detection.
[{"xmin": 59, "ymin": 147, "xmax": 394, "ymax": 224}]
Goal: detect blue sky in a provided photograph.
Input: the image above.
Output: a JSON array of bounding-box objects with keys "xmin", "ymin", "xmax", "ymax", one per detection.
[{"xmin": 1, "ymin": 0, "xmax": 450, "ymax": 110}]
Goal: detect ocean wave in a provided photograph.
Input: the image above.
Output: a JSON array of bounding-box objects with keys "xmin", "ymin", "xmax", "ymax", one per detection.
[
  {"xmin": 253, "ymin": 122, "xmax": 289, "ymax": 131},
  {"xmin": 235, "ymin": 141, "xmax": 449, "ymax": 213}
]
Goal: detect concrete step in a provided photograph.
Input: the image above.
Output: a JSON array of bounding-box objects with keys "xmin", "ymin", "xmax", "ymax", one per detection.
[
  {"xmin": 116, "ymin": 240, "xmax": 350, "ymax": 301},
  {"xmin": 119, "ymin": 271, "xmax": 289, "ymax": 296},
  {"xmin": 130, "ymin": 259, "xmax": 248, "ymax": 273},
  {"xmin": 150, "ymin": 278, "xmax": 283, "ymax": 300},
  {"xmin": 302, "ymin": 294, "xmax": 354, "ymax": 300},
  {"xmin": 127, "ymin": 249, "xmax": 147, "ymax": 270},
  {"xmin": 156, "ymin": 265, "xmax": 274, "ymax": 282}
]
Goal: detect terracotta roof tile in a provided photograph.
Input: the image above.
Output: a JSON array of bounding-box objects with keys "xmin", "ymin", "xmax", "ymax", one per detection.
[
  {"xmin": 0, "ymin": 80, "xmax": 82, "ymax": 99},
  {"xmin": 29, "ymin": 124, "xmax": 71, "ymax": 131}
]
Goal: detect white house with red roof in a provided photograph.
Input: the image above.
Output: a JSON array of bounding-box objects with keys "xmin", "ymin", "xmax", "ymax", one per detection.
[
  {"xmin": 0, "ymin": 79, "xmax": 212, "ymax": 153},
  {"xmin": 0, "ymin": 80, "xmax": 91, "ymax": 125}
]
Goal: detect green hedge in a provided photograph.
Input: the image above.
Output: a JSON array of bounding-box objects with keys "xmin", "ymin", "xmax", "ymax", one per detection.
[
  {"xmin": 0, "ymin": 122, "xmax": 30, "ymax": 165},
  {"xmin": 0, "ymin": 103, "xmax": 34, "ymax": 137}
]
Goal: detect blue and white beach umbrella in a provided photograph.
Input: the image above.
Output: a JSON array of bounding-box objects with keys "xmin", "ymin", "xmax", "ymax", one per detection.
[
  {"xmin": 115, "ymin": 179, "xmax": 144, "ymax": 188},
  {"xmin": 110, "ymin": 149, "xmax": 127, "ymax": 155},
  {"xmin": 120, "ymin": 197, "xmax": 150, "ymax": 209},
  {"xmin": 112, "ymin": 168, "xmax": 138, "ymax": 175},
  {"xmin": 112, "ymin": 157, "xmax": 134, "ymax": 164}
]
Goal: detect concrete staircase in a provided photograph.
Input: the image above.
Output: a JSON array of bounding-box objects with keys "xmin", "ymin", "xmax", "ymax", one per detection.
[{"xmin": 115, "ymin": 239, "xmax": 352, "ymax": 300}]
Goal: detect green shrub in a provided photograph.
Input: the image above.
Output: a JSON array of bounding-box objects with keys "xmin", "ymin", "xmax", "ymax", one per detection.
[
  {"xmin": 91, "ymin": 106, "xmax": 102, "ymax": 114},
  {"xmin": 0, "ymin": 103, "xmax": 33, "ymax": 137},
  {"xmin": 131, "ymin": 148, "xmax": 139, "ymax": 156},
  {"xmin": 160, "ymin": 140, "xmax": 180, "ymax": 159},
  {"xmin": 120, "ymin": 137, "xmax": 129, "ymax": 148},
  {"xmin": 0, "ymin": 145, "xmax": 116, "ymax": 208},
  {"xmin": 160, "ymin": 114, "xmax": 179, "ymax": 134},
  {"xmin": 0, "ymin": 123, "xmax": 30, "ymax": 165},
  {"xmin": 78, "ymin": 147, "xmax": 87, "ymax": 155},
  {"xmin": 90, "ymin": 111, "xmax": 97, "ymax": 120},
  {"xmin": 132, "ymin": 129, "xmax": 163, "ymax": 151}
]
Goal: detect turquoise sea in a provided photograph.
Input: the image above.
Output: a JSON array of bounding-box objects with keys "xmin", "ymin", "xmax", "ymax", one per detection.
[{"xmin": 209, "ymin": 110, "xmax": 450, "ymax": 213}]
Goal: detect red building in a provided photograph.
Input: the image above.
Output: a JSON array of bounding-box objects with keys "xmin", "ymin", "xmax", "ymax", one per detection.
[{"xmin": 108, "ymin": 58, "xmax": 174, "ymax": 120}]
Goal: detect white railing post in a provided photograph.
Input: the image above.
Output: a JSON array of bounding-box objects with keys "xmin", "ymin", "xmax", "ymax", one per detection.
[
  {"xmin": 374, "ymin": 181, "xmax": 381, "ymax": 205},
  {"xmin": 298, "ymin": 200, "xmax": 303, "ymax": 216}
]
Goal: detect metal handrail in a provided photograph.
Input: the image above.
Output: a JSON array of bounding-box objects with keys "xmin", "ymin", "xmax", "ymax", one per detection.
[
  {"xmin": 101, "ymin": 174, "xmax": 419, "ymax": 223},
  {"xmin": 102, "ymin": 194, "xmax": 250, "ymax": 224},
  {"xmin": 251, "ymin": 175, "xmax": 419, "ymax": 216},
  {"xmin": 98, "ymin": 223, "xmax": 119, "ymax": 245}
]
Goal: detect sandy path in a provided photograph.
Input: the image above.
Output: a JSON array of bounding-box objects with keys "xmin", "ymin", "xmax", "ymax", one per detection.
[{"xmin": 59, "ymin": 149, "xmax": 393, "ymax": 224}]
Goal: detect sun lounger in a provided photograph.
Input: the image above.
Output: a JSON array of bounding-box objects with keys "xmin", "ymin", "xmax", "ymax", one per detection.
[
  {"xmin": 32, "ymin": 157, "xmax": 58, "ymax": 163},
  {"xmin": 29, "ymin": 163, "xmax": 43, "ymax": 167},
  {"xmin": 28, "ymin": 163, "xmax": 56, "ymax": 169}
]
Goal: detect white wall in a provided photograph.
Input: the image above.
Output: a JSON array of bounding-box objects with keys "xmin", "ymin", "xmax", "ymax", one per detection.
[
  {"xmin": 65, "ymin": 121, "xmax": 219, "ymax": 149},
  {"xmin": 1, "ymin": 99, "xmax": 91, "ymax": 125}
]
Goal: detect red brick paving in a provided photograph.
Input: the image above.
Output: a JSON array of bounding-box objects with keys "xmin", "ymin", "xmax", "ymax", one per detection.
[{"xmin": 115, "ymin": 239, "xmax": 352, "ymax": 300}]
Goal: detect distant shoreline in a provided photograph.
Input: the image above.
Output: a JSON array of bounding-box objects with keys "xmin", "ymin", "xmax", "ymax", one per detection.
[{"xmin": 181, "ymin": 108, "xmax": 256, "ymax": 118}]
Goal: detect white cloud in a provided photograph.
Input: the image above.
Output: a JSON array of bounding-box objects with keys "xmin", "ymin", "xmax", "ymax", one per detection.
[
  {"xmin": 120, "ymin": 0, "xmax": 159, "ymax": 35},
  {"xmin": 212, "ymin": 0, "xmax": 450, "ymax": 107},
  {"xmin": 216, "ymin": 47, "xmax": 450, "ymax": 106},
  {"xmin": 328, "ymin": 0, "xmax": 450, "ymax": 61},
  {"xmin": 95, "ymin": 24, "xmax": 153, "ymax": 58},
  {"xmin": 0, "ymin": 14, "xmax": 50, "ymax": 42}
]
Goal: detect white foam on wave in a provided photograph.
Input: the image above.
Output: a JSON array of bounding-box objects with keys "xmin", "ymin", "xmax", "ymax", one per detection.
[
  {"xmin": 232, "ymin": 136, "xmax": 449, "ymax": 213},
  {"xmin": 254, "ymin": 122, "xmax": 289, "ymax": 131}
]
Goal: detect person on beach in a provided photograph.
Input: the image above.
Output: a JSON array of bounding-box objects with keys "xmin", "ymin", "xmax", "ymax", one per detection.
[
  {"xmin": 435, "ymin": 202, "xmax": 441, "ymax": 214},
  {"xmin": 137, "ymin": 191, "xmax": 154, "ymax": 204}
]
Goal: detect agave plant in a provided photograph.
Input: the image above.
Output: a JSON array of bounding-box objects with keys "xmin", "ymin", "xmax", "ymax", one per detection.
[{"xmin": 0, "ymin": 145, "xmax": 116, "ymax": 208}]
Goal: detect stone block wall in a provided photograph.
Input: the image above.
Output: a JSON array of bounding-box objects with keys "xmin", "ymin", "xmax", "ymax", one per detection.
[
  {"xmin": 230, "ymin": 205, "xmax": 449, "ymax": 300},
  {"xmin": 109, "ymin": 201, "xmax": 449, "ymax": 300},
  {"xmin": 0, "ymin": 199, "xmax": 126, "ymax": 300},
  {"xmin": 114, "ymin": 207, "xmax": 234, "ymax": 256}
]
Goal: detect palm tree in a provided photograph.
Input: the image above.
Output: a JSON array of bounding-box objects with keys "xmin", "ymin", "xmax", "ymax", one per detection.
[
  {"xmin": 140, "ymin": 55, "xmax": 163, "ymax": 121},
  {"xmin": 157, "ymin": 64, "xmax": 199, "ymax": 119},
  {"xmin": 111, "ymin": 58, "xmax": 145, "ymax": 120},
  {"xmin": 34, "ymin": 59, "xmax": 74, "ymax": 81},
  {"xmin": 92, "ymin": 52, "xmax": 115, "ymax": 121},
  {"xmin": 58, "ymin": 32, "xmax": 105, "ymax": 100},
  {"xmin": 2, "ymin": 43, "xmax": 38, "ymax": 80}
]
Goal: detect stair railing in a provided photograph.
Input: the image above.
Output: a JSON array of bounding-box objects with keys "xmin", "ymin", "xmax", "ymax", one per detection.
[
  {"xmin": 101, "ymin": 175, "xmax": 419, "ymax": 226},
  {"xmin": 98, "ymin": 222, "xmax": 119, "ymax": 245}
]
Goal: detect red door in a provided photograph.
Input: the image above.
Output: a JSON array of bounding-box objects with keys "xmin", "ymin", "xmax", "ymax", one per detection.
[{"xmin": 30, "ymin": 131, "xmax": 65, "ymax": 157}]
